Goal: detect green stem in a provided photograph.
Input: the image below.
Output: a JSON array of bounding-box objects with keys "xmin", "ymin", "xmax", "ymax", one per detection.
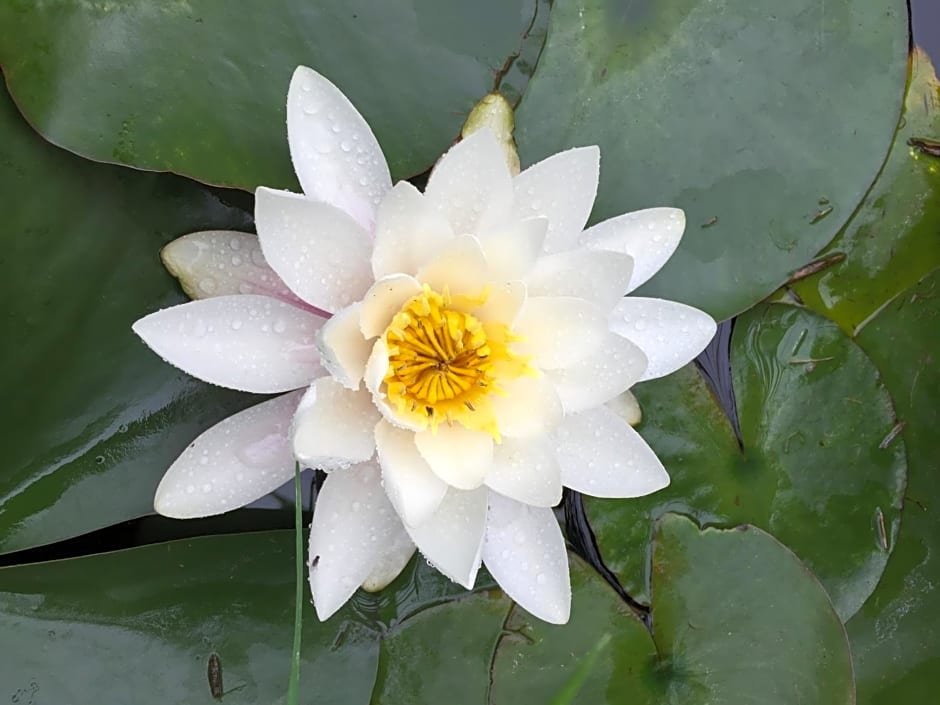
[{"xmin": 286, "ymin": 462, "xmax": 303, "ymax": 705}]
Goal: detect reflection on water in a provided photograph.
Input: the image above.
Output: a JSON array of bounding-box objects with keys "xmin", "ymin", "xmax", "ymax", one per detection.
[{"xmin": 912, "ymin": 0, "xmax": 940, "ymax": 65}]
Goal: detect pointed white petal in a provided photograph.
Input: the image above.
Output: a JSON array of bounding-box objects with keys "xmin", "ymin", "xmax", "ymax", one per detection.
[
  {"xmin": 372, "ymin": 181, "xmax": 455, "ymax": 279},
  {"xmin": 485, "ymin": 437, "xmax": 562, "ymax": 507},
  {"xmin": 425, "ymin": 128, "xmax": 513, "ymax": 235},
  {"xmin": 554, "ymin": 405, "xmax": 669, "ymax": 498},
  {"xmin": 287, "ymin": 66, "xmax": 391, "ymax": 230},
  {"xmin": 362, "ymin": 538, "xmax": 415, "ymax": 592},
  {"xmin": 318, "ymin": 303, "xmax": 371, "ymax": 390},
  {"xmin": 133, "ymin": 295, "xmax": 323, "ymax": 393},
  {"xmin": 415, "ymin": 235, "xmax": 489, "ymax": 295},
  {"xmin": 255, "ymin": 187, "xmax": 373, "ymax": 313},
  {"xmin": 608, "ymin": 389, "xmax": 642, "ymax": 426},
  {"xmin": 478, "ymin": 217, "xmax": 548, "ymax": 280},
  {"xmin": 308, "ymin": 460, "xmax": 409, "ymax": 620},
  {"xmin": 546, "ymin": 332, "xmax": 647, "ymax": 413},
  {"xmin": 513, "ymin": 146, "xmax": 599, "ymax": 254},
  {"xmin": 160, "ymin": 230, "xmax": 312, "ymax": 308},
  {"xmin": 415, "ymin": 425, "xmax": 494, "ymax": 490},
  {"xmin": 581, "ymin": 207, "xmax": 685, "ymax": 293},
  {"xmin": 608, "ymin": 297, "xmax": 717, "ymax": 381},
  {"xmin": 154, "ymin": 391, "xmax": 303, "ymax": 518},
  {"xmin": 363, "ymin": 338, "xmax": 389, "ymax": 396},
  {"xmin": 292, "ymin": 378, "xmax": 380, "ymax": 470},
  {"xmin": 470, "ymin": 280, "xmax": 526, "ymax": 326},
  {"xmin": 359, "ymin": 274, "xmax": 422, "ymax": 339},
  {"xmin": 483, "ymin": 493, "xmax": 570, "ymax": 624},
  {"xmin": 525, "ymin": 248, "xmax": 634, "ymax": 311},
  {"xmin": 406, "ymin": 487, "xmax": 488, "ymax": 588},
  {"xmin": 374, "ymin": 421, "xmax": 449, "ymax": 527},
  {"xmin": 491, "ymin": 376, "xmax": 563, "ymax": 439},
  {"xmin": 513, "ymin": 296, "xmax": 607, "ymax": 370}
]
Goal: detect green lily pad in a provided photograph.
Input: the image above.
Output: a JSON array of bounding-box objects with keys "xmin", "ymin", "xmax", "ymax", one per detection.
[
  {"xmin": 845, "ymin": 269, "xmax": 940, "ymax": 702},
  {"xmin": 514, "ymin": 0, "xmax": 908, "ymax": 320},
  {"xmin": 0, "ymin": 78, "xmax": 256, "ymax": 553},
  {"xmin": 787, "ymin": 48, "xmax": 940, "ymax": 335},
  {"xmin": 585, "ymin": 304, "xmax": 906, "ymax": 620},
  {"xmin": 0, "ymin": 0, "xmax": 536, "ymax": 190}
]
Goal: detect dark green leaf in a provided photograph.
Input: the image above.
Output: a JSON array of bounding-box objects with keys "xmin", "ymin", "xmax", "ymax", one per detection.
[
  {"xmin": 514, "ymin": 0, "xmax": 908, "ymax": 320},
  {"xmin": 586, "ymin": 304, "xmax": 906, "ymax": 619}
]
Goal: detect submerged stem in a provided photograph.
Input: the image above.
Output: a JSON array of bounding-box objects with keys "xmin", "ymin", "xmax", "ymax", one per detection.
[{"xmin": 287, "ymin": 462, "xmax": 303, "ymax": 705}]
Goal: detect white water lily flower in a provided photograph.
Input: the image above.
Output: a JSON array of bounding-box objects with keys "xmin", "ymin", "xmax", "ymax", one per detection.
[{"xmin": 133, "ymin": 66, "xmax": 716, "ymax": 624}]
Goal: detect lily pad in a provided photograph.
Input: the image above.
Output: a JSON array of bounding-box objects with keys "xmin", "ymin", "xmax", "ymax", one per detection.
[
  {"xmin": 585, "ymin": 304, "xmax": 906, "ymax": 620},
  {"xmin": 0, "ymin": 78, "xmax": 256, "ymax": 553},
  {"xmin": 0, "ymin": 0, "xmax": 536, "ymax": 190},
  {"xmin": 786, "ymin": 48, "xmax": 940, "ymax": 335},
  {"xmin": 845, "ymin": 269, "xmax": 940, "ymax": 702},
  {"xmin": 514, "ymin": 0, "xmax": 908, "ymax": 320}
]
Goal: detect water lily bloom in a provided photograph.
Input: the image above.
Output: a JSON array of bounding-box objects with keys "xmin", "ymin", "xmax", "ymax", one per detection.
[{"xmin": 133, "ymin": 66, "xmax": 716, "ymax": 624}]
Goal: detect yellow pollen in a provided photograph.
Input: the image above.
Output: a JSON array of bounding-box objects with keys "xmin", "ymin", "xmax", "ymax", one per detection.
[{"xmin": 382, "ymin": 284, "xmax": 534, "ymax": 439}]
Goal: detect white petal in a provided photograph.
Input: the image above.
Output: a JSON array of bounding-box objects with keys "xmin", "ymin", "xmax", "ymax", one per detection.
[
  {"xmin": 415, "ymin": 235, "xmax": 489, "ymax": 295},
  {"xmin": 317, "ymin": 303, "xmax": 371, "ymax": 390},
  {"xmin": 554, "ymin": 405, "xmax": 669, "ymax": 498},
  {"xmin": 154, "ymin": 391, "xmax": 303, "ymax": 518},
  {"xmin": 581, "ymin": 208, "xmax": 685, "ymax": 293},
  {"xmin": 415, "ymin": 425, "xmax": 494, "ymax": 490},
  {"xmin": 132, "ymin": 295, "xmax": 324, "ymax": 393},
  {"xmin": 374, "ymin": 420, "xmax": 448, "ymax": 526},
  {"xmin": 425, "ymin": 128, "xmax": 513, "ymax": 235},
  {"xmin": 255, "ymin": 187, "xmax": 373, "ymax": 313},
  {"xmin": 546, "ymin": 332, "xmax": 648, "ymax": 413},
  {"xmin": 292, "ymin": 378, "xmax": 380, "ymax": 470},
  {"xmin": 362, "ymin": 538, "xmax": 415, "ymax": 592},
  {"xmin": 608, "ymin": 297, "xmax": 717, "ymax": 381},
  {"xmin": 470, "ymin": 280, "xmax": 526, "ymax": 326},
  {"xmin": 478, "ymin": 217, "xmax": 548, "ymax": 280},
  {"xmin": 308, "ymin": 460, "xmax": 409, "ymax": 620},
  {"xmin": 406, "ymin": 486, "xmax": 488, "ymax": 588},
  {"xmin": 287, "ymin": 66, "xmax": 391, "ymax": 230},
  {"xmin": 525, "ymin": 248, "xmax": 634, "ymax": 311},
  {"xmin": 359, "ymin": 274, "xmax": 422, "ymax": 339},
  {"xmin": 513, "ymin": 146, "xmax": 599, "ymax": 254},
  {"xmin": 485, "ymin": 437, "xmax": 562, "ymax": 507},
  {"xmin": 513, "ymin": 296, "xmax": 608, "ymax": 370},
  {"xmin": 364, "ymin": 340, "xmax": 425, "ymax": 432},
  {"xmin": 483, "ymin": 493, "xmax": 570, "ymax": 624},
  {"xmin": 372, "ymin": 181, "xmax": 455, "ymax": 279},
  {"xmin": 160, "ymin": 230, "xmax": 312, "ymax": 308},
  {"xmin": 608, "ymin": 389, "xmax": 642, "ymax": 426},
  {"xmin": 491, "ymin": 376, "xmax": 563, "ymax": 439}
]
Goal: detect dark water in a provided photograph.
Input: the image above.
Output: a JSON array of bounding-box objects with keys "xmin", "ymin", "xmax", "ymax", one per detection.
[{"xmin": 912, "ymin": 0, "xmax": 940, "ymax": 64}]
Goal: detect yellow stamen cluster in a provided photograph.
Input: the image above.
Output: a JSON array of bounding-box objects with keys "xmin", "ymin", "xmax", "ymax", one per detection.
[{"xmin": 382, "ymin": 285, "xmax": 532, "ymax": 439}]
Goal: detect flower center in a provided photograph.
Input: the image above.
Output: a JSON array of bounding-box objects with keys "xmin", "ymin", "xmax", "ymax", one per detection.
[{"xmin": 382, "ymin": 284, "xmax": 531, "ymax": 438}]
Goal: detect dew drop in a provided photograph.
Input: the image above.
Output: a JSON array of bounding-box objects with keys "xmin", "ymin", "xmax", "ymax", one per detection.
[
  {"xmin": 273, "ymin": 319, "xmax": 287, "ymax": 334},
  {"xmin": 231, "ymin": 319, "xmax": 243, "ymax": 331},
  {"xmin": 231, "ymin": 255, "xmax": 243, "ymax": 266},
  {"xmin": 229, "ymin": 237, "xmax": 242, "ymax": 251}
]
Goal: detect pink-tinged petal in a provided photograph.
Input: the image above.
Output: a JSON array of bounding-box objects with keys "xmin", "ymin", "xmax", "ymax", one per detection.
[
  {"xmin": 581, "ymin": 208, "xmax": 685, "ymax": 293},
  {"xmin": 554, "ymin": 405, "xmax": 669, "ymax": 498},
  {"xmin": 405, "ymin": 486, "xmax": 488, "ymax": 588},
  {"xmin": 292, "ymin": 378, "xmax": 380, "ymax": 471},
  {"xmin": 318, "ymin": 303, "xmax": 371, "ymax": 390},
  {"xmin": 255, "ymin": 187, "xmax": 373, "ymax": 313},
  {"xmin": 132, "ymin": 295, "xmax": 323, "ymax": 393},
  {"xmin": 513, "ymin": 146, "xmax": 599, "ymax": 254},
  {"xmin": 362, "ymin": 537, "xmax": 416, "ymax": 592},
  {"xmin": 154, "ymin": 391, "xmax": 303, "ymax": 518},
  {"xmin": 608, "ymin": 297, "xmax": 717, "ymax": 381},
  {"xmin": 415, "ymin": 425, "xmax": 494, "ymax": 490},
  {"xmin": 477, "ymin": 216, "xmax": 548, "ymax": 280},
  {"xmin": 483, "ymin": 493, "xmax": 570, "ymax": 624},
  {"xmin": 372, "ymin": 181, "xmax": 455, "ymax": 279},
  {"xmin": 308, "ymin": 460, "xmax": 409, "ymax": 620},
  {"xmin": 160, "ymin": 230, "xmax": 314, "ymax": 309},
  {"xmin": 485, "ymin": 437, "xmax": 562, "ymax": 508},
  {"xmin": 513, "ymin": 296, "xmax": 608, "ymax": 370},
  {"xmin": 491, "ymin": 376, "xmax": 563, "ymax": 439},
  {"xmin": 415, "ymin": 235, "xmax": 489, "ymax": 296},
  {"xmin": 425, "ymin": 128, "xmax": 513, "ymax": 235},
  {"xmin": 375, "ymin": 420, "xmax": 448, "ymax": 527},
  {"xmin": 359, "ymin": 274, "xmax": 423, "ymax": 339},
  {"xmin": 525, "ymin": 249, "xmax": 634, "ymax": 311},
  {"xmin": 546, "ymin": 332, "xmax": 648, "ymax": 413},
  {"xmin": 287, "ymin": 66, "xmax": 391, "ymax": 230}
]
